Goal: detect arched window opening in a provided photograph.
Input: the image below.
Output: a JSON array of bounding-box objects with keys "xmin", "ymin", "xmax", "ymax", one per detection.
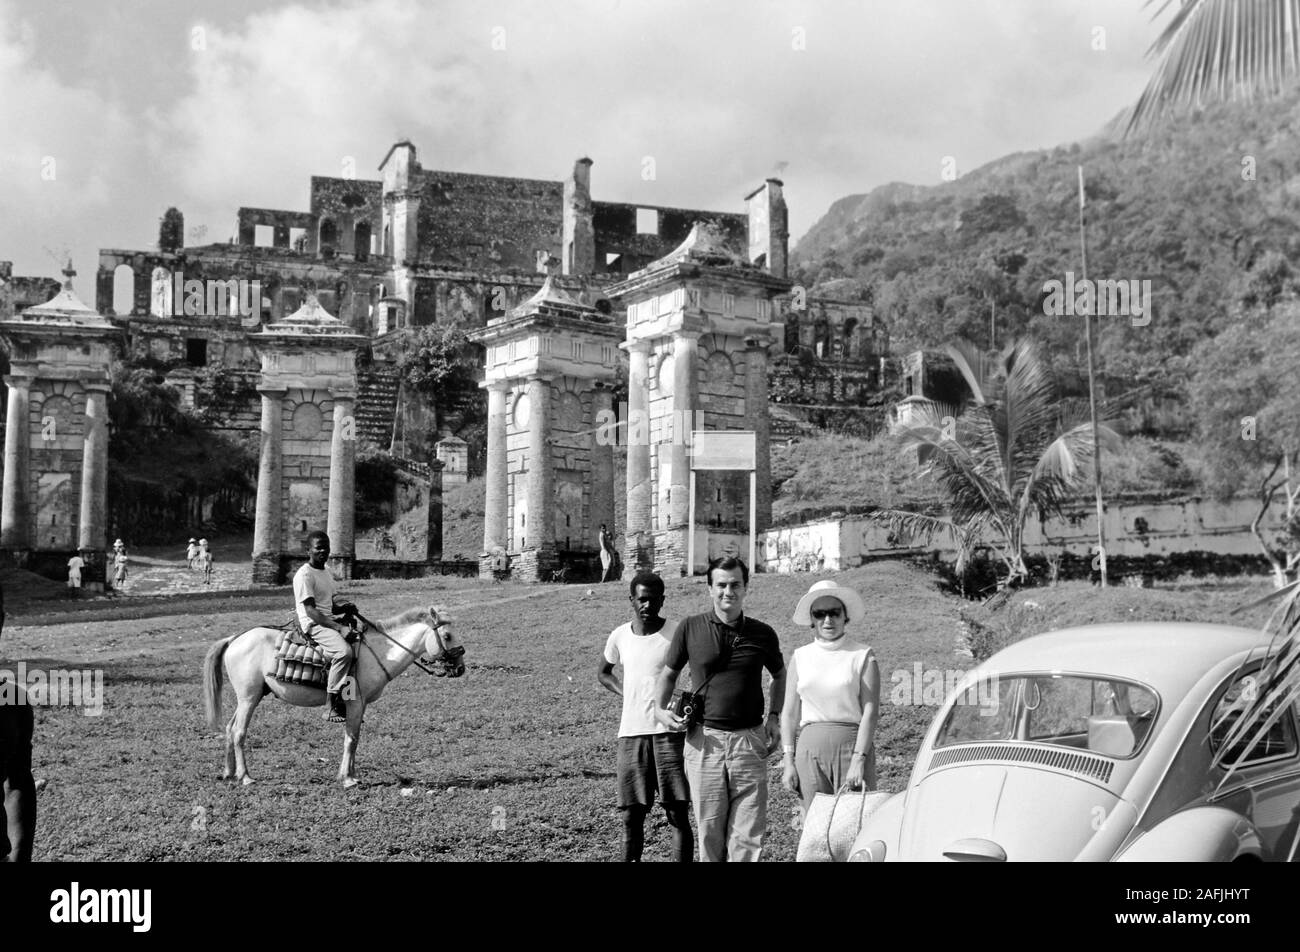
[
  {"xmin": 319, "ymin": 218, "xmax": 338, "ymax": 253},
  {"xmin": 112, "ymin": 264, "xmax": 136, "ymax": 316},
  {"xmin": 355, "ymin": 222, "xmax": 372, "ymax": 262}
]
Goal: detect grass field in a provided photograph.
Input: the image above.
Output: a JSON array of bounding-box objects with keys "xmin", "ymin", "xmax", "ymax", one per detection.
[{"xmin": 1, "ymin": 562, "xmax": 1281, "ymax": 862}]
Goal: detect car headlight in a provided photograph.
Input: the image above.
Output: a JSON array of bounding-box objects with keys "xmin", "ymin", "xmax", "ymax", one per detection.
[{"xmin": 848, "ymin": 840, "xmax": 887, "ymax": 862}]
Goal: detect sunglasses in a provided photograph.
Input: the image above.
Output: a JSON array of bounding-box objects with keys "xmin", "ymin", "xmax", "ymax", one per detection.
[{"xmin": 811, "ymin": 608, "xmax": 844, "ymax": 621}]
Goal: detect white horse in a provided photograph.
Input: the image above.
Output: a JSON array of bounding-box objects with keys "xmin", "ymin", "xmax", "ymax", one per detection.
[{"xmin": 202, "ymin": 606, "xmax": 465, "ymax": 787}]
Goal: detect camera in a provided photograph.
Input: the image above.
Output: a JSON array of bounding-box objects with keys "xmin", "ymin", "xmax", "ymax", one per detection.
[{"xmin": 671, "ymin": 690, "xmax": 703, "ymax": 728}]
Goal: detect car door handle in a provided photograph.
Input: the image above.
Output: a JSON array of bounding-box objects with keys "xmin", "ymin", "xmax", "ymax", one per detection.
[{"xmin": 943, "ymin": 838, "xmax": 1007, "ymax": 862}]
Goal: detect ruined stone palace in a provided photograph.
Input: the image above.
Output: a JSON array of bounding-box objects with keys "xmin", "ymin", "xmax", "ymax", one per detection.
[{"xmin": 1, "ymin": 140, "xmax": 893, "ymax": 580}]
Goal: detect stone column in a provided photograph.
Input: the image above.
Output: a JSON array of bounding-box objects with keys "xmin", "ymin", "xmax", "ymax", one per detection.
[
  {"xmin": 624, "ymin": 342, "xmax": 652, "ymax": 572},
  {"xmin": 428, "ymin": 458, "xmax": 444, "ymax": 563},
  {"xmin": 77, "ymin": 384, "xmax": 110, "ymax": 550},
  {"xmin": 589, "ymin": 381, "xmax": 615, "ymax": 548},
  {"xmin": 669, "ymin": 332, "xmax": 700, "ymax": 528},
  {"xmin": 481, "ymin": 381, "xmax": 510, "ymax": 567},
  {"xmin": 745, "ymin": 335, "xmax": 773, "ymax": 531},
  {"xmin": 252, "ymin": 388, "xmax": 285, "ymax": 584},
  {"xmin": 524, "ymin": 374, "xmax": 555, "ymax": 579},
  {"xmin": 327, "ymin": 394, "xmax": 356, "ymax": 579},
  {"xmin": 1, "ymin": 376, "xmax": 30, "ymax": 550}
]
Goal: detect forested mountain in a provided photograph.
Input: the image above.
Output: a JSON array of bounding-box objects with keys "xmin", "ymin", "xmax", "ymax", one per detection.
[{"xmin": 791, "ymin": 90, "xmax": 1300, "ymax": 429}]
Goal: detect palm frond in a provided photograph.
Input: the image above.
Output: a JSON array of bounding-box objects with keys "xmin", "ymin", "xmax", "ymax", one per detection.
[
  {"xmin": 868, "ymin": 508, "xmax": 962, "ymax": 546},
  {"xmin": 892, "ymin": 416, "xmax": 1017, "ymax": 545},
  {"xmin": 945, "ymin": 340, "xmax": 999, "ymax": 405},
  {"xmin": 1214, "ymin": 583, "xmax": 1300, "ymax": 783},
  {"xmin": 1128, "ymin": 0, "xmax": 1300, "ymax": 134},
  {"xmin": 868, "ymin": 508, "xmax": 1000, "ymax": 575}
]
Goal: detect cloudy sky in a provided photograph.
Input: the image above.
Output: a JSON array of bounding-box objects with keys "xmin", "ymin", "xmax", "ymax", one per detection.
[{"xmin": 0, "ymin": 0, "xmax": 1166, "ymax": 290}]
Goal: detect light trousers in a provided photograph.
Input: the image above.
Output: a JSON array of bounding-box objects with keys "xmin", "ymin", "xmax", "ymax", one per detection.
[
  {"xmin": 305, "ymin": 623, "xmax": 353, "ymax": 694},
  {"xmin": 683, "ymin": 724, "xmax": 769, "ymax": 862}
]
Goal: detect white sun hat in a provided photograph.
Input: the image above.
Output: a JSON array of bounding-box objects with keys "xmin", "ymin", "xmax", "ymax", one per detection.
[{"xmin": 792, "ymin": 579, "xmax": 866, "ymax": 626}]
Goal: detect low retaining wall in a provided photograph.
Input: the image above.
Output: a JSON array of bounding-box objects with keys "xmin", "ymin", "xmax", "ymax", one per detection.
[
  {"xmin": 352, "ymin": 558, "xmax": 478, "ymax": 580},
  {"xmin": 760, "ymin": 494, "xmax": 1285, "ymax": 575}
]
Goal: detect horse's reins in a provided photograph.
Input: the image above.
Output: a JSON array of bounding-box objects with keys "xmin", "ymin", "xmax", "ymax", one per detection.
[{"xmin": 350, "ymin": 610, "xmax": 464, "ymax": 680}]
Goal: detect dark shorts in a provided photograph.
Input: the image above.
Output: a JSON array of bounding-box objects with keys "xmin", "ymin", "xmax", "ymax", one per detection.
[{"xmin": 616, "ymin": 732, "xmax": 690, "ymax": 810}]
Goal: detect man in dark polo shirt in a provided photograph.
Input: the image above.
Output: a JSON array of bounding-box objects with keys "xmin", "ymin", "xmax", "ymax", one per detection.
[{"xmin": 654, "ymin": 557, "xmax": 786, "ymax": 861}]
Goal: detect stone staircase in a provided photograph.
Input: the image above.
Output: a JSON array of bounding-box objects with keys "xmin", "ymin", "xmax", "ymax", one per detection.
[{"xmin": 356, "ymin": 366, "xmax": 400, "ymax": 447}]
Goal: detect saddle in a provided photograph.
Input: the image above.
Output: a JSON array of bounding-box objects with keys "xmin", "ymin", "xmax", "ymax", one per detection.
[{"xmin": 271, "ymin": 616, "xmax": 360, "ymax": 688}]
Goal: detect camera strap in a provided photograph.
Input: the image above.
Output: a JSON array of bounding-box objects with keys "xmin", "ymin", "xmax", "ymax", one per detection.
[{"xmin": 689, "ymin": 623, "xmax": 738, "ymax": 697}]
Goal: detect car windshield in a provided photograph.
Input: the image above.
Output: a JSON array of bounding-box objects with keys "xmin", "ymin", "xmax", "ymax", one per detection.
[{"xmin": 934, "ymin": 674, "xmax": 1160, "ymax": 759}]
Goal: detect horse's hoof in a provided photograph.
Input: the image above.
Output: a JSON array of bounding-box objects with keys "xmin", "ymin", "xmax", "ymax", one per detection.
[
  {"xmin": 240, "ymin": 776, "xmax": 256, "ymax": 786},
  {"xmin": 342, "ymin": 777, "xmax": 359, "ymax": 789}
]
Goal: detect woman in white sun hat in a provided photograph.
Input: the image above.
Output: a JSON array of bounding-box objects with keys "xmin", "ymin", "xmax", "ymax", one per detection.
[{"xmin": 780, "ymin": 579, "xmax": 880, "ymax": 811}]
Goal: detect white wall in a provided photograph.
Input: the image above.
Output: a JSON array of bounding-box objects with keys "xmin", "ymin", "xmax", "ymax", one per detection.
[{"xmin": 759, "ymin": 495, "xmax": 1282, "ymax": 573}]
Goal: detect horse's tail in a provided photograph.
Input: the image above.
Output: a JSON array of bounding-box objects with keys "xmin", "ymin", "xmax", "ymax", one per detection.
[{"xmin": 202, "ymin": 635, "xmax": 235, "ymax": 731}]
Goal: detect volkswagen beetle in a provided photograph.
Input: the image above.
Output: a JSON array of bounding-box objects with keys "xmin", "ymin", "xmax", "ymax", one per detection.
[{"xmin": 848, "ymin": 623, "xmax": 1300, "ymax": 862}]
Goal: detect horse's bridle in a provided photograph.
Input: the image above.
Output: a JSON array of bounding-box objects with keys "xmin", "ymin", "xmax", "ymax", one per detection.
[{"xmin": 354, "ymin": 608, "xmax": 466, "ymax": 680}]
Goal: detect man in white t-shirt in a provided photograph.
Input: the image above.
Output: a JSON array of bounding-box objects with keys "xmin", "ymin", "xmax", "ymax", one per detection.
[
  {"xmin": 597, "ymin": 572, "xmax": 693, "ymax": 862},
  {"xmin": 293, "ymin": 530, "xmax": 353, "ymax": 722}
]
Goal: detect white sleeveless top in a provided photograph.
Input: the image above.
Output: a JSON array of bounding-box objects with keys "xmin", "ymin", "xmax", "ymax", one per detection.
[{"xmin": 794, "ymin": 638, "xmax": 874, "ymax": 726}]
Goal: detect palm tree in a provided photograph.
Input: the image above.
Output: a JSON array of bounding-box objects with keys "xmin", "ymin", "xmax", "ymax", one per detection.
[
  {"xmin": 877, "ymin": 340, "xmax": 1117, "ymax": 586},
  {"xmin": 1129, "ymin": 0, "xmax": 1300, "ymax": 132}
]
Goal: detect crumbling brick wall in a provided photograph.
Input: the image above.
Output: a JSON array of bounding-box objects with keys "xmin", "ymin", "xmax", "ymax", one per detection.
[{"xmin": 416, "ymin": 171, "xmax": 563, "ymax": 270}]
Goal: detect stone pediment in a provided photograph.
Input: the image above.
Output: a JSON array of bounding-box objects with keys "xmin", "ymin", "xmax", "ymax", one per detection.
[
  {"xmin": 8, "ymin": 265, "xmax": 114, "ymax": 331},
  {"xmin": 255, "ymin": 293, "xmax": 366, "ymax": 346},
  {"xmin": 649, "ymin": 221, "xmax": 747, "ymax": 270},
  {"xmin": 278, "ymin": 292, "xmax": 343, "ymax": 326}
]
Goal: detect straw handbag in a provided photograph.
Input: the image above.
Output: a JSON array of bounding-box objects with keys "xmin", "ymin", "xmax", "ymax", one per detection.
[{"xmin": 796, "ymin": 786, "xmax": 892, "ymax": 862}]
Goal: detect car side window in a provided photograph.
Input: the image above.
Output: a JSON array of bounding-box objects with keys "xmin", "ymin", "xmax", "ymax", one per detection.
[{"xmin": 1210, "ymin": 675, "xmax": 1299, "ymax": 766}]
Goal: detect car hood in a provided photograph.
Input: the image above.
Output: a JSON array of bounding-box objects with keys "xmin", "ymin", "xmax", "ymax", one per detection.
[{"xmin": 899, "ymin": 763, "xmax": 1122, "ymax": 861}]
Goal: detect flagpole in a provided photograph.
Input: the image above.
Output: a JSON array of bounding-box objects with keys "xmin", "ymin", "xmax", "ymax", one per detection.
[{"xmin": 1079, "ymin": 165, "xmax": 1107, "ymax": 587}]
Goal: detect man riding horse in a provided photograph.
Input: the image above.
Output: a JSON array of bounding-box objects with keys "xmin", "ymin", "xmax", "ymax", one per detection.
[{"xmin": 294, "ymin": 530, "xmax": 361, "ymax": 723}]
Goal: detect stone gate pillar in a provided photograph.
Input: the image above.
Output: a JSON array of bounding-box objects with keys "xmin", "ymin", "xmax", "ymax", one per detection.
[
  {"xmin": 480, "ymin": 380, "xmax": 510, "ymax": 568},
  {"xmin": 77, "ymin": 383, "xmax": 110, "ymax": 551},
  {"xmin": 521, "ymin": 374, "xmax": 556, "ymax": 578},
  {"xmin": 589, "ymin": 382, "xmax": 615, "ymax": 545},
  {"xmin": 470, "ymin": 276, "xmax": 621, "ymax": 582},
  {"xmin": 251, "ymin": 387, "xmax": 285, "ymax": 584},
  {"xmin": 249, "ymin": 294, "xmax": 366, "ymax": 585},
  {"xmin": 624, "ymin": 340, "xmax": 652, "ymax": 573},
  {"xmin": 744, "ymin": 335, "xmax": 774, "ymax": 531},
  {"xmin": 669, "ymin": 331, "xmax": 700, "ymax": 530},
  {"xmin": 606, "ymin": 222, "xmax": 788, "ymax": 578},
  {"xmin": 1, "ymin": 375, "xmax": 31, "ymax": 552},
  {"xmin": 327, "ymin": 394, "xmax": 357, "ymax": 577},
  {"xmin": 0, "ymin": 263, "xmax": 119, "ymax": 585}
]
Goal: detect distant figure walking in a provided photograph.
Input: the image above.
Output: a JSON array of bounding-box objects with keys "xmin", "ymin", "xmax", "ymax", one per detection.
[
  {"xmin": 186, "ymin": 538, "xmax": 200, "ymax": 570},
  {"xmin": 112, "ymin": 540, "xmax": 128, "ymax": 591},
  {"xmin": 599, "ymin": 524, "xmax": 619, "ymax": 583},
  {"xmin": 67, "ymin": 553, "xmax": 84, "ymax": 593},
  {"xmin": 200, "ymin": 550, "xmax": 214, "ymax": 586}
]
